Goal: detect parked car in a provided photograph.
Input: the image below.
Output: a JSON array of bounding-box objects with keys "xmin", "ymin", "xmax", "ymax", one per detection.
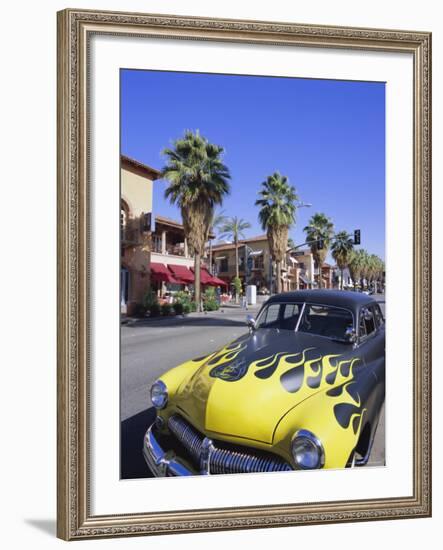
[{"xmin": 144, "ymin": 290, "xmax": 385, "ymax": 476}]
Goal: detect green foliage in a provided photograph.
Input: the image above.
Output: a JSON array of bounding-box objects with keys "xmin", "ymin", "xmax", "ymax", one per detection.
[
  {"xmin": 255, "ymin": 172, "xmax": 299, "ymax": 231},
  {"xmin": 219, "ymin": 216, "xmax": 251, "ymax": 243},
  {"xmin": 204, "ymin": 287, "xmax": 216, "ymax": 299},
  {"xmin": 174, "ymin": 291, "xmax": 192, "ymax": 315},
  {"xmin": 174, "ymin": 291, "xmax": 190, "ymax": 304},
  {"xmin": 203, "ymin": 287, "xmax": 219, "ymax": 311},
  {"xmin": 161, "ymin": 130, "xmax": 231, "ymax": 312},
  {"xmin": 173, "ymin": 302, "xmax": 184, "ymax": 315},
  {"xmin": 162, "ymin": 130, "xmax": 231, "ymax": 211},
  {"xmin": 189, "ymin": 301, "xmax": 197, "ymax": 312},
  {"xmin": 143, "ymin": 290, "xmax": 158, "ymax": 310},
  {"xmin": 303, "ymin": 212, "xmax": 334, "ymax": 287},
  {"xmin": 233, "ymin": 276, "xmax": 242, "ymax": 297},
  {"xmin": 161, "ymin": 303, "xmax": 173, "ymax": 316},
  {"xmin": 331, "ymin": 230, "xmax": 354, "ymax": 289},
  {"xmin": 204, "ymin": 300, "xmax": 219, "ymax": 311},
  {"xmin": 303, "ymin": 213, "xmax": 335, "ymax": 255}
]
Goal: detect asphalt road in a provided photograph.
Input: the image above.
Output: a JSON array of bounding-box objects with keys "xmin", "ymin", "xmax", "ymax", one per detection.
[{"xmin": 121, "ymin": 294, "xmax": 385, "ymax": 478}]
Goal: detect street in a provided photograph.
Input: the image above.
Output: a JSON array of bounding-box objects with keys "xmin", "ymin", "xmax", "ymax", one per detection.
[{"xmin": 121, "ymin": 295, "xmax": 385, "ymax": 478}]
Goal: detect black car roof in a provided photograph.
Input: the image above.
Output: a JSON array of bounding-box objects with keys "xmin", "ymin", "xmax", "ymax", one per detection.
[{"xmin": 266, "ymin": 290, "xmax": 375, "ymax": 314}]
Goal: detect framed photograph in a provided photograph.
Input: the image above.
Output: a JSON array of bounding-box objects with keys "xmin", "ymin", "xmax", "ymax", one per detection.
[{"xmin": 57, "ymin": 8, "xmax": 431, "ymax": 540}]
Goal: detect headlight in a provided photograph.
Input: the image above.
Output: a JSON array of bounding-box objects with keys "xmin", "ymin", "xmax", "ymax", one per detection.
[
  {"xmin": 291, "ymin": 429, "xmax": 325, "ymax": 469},
  {"xmin": 150, "ymin": 380, "xmax": 168, "ymax": 409}
]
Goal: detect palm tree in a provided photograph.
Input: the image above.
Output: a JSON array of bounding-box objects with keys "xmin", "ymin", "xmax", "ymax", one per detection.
[
  {"xmin": 368, "ymin": 254, "xmax": 384, "ymax": 293},
  {"xmin": 219, "ymin": 217, "xmax": 252, "ymax": 302},
  {"xmin": 348, "ymin": 249, "xmax": 366, "ymax": 290},
  {"xmin": 331, "ymin": 230, "xmax": 354, "ymax": 290},
  {"xmin": 287, "ymin": 237, "xmax": 296, "ymax": 250},
  {"xmin": 219, "ymin": 216, "xmax": 252, "ymax": 282},
  {"xmin": 359, "ymin": 250, "xmax": 371, "ymax": 290},
  {"xmin": 303, "ymin": 213, "xmax": 334, "ymax": 288},
  {"xmin": 208, "ymin": 209, "xmax": 227, "ymax": 274},
  {"xmin": 162, "ymin": 130, "xmax": 231, "ymax": 311},
  {"xmin": 255, "ymin": 172, "xmax": 298, "ymax": 294}
]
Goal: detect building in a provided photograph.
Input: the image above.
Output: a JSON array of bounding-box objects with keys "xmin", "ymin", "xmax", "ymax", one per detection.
[
  {"xmin": 211, "ymin": 235, "xmax": 299, "ymax": 293},
  {"xmin": 150, "ymin": 216, "xmax": 223, "ymax": 296},
  {"xmin": 120, "ymin": 155, "xmax": 160, "ymax": 315},
  {"xmin": 211, "ymin": 235, "xmax": 271, "ymax": 292},
  {"xmin": 290, "ymin": 249, "xmax": 333, "ymax": 289},
  {"xmin": 211, "ymin": 238, "xmax": 334, "ymax": 293}
]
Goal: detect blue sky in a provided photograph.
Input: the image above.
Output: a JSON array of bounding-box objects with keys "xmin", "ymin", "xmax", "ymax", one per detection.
[{"xmin": 121, "ymin": 69, "xmax": 385, "ymax": 260}]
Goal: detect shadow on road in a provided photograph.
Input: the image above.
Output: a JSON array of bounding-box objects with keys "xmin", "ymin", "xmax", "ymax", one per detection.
[
  {"xmin": 121, "ymin": 407, "xmax": 156, "ymax": 479},
  {"xmin": 126, "ymin": 316, "xmax": 249, "ymax": 329}
]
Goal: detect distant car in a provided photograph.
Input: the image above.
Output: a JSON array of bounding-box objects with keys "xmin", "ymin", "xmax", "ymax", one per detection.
[{"xmin": 143, "ymin": 290, "xmax": 385, "ymax": 476}]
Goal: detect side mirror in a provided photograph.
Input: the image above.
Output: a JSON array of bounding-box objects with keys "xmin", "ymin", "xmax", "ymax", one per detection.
[
  {"xmin": 246, "ymin": 315, "xmax": 256, "ymax": 331},
  {"xmin": 344, "ymin": 327, "xmax": 357, "ymax": 344}
]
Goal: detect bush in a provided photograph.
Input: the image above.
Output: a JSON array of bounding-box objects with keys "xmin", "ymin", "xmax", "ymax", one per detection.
[
  {"xmin": 161, "ymin": 303, "xmax": 173, "ymax": 316},
  {"xmin": 182, "ymin": 303, "xmax": 191, "ymax": 314},
  {"xmin": 149, "ymin": 303, "xmax": 161, "ymax": 317},
  {"xmin": 233, "ymin": 276, "xmax": 242, "ymax": 298},
  {"xmin": 174, "ymin": 290, "xmax": 190, "ymax": 304},
  {"xmin": 143, "ymin": 290, "xmax": 158, "ymax": 309},
  {"xmin": 173, "ymin": 302, "xmax": 184, "ymax": 315},
  {"xmin": 204, "ymin": 299, "xmax": 219, "ymax": 312},
  {"xmin": 189, "ymin": 301, "xmax": 197, "ymax": 312},
  {"xmin": 203, "ymin": 287, "xmax": 219, "ymax": 311}
]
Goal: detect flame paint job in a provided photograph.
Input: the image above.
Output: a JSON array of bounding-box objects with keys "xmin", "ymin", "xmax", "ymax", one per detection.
[{"xmin": 155, "ymin": 298, "xmax": 385, "ymax": 471}]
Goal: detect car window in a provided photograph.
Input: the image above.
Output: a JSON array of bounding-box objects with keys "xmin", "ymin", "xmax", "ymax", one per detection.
[
  {"xmin": 255, "ymin": 303, "xmax": 302, "ymax": 330},
  {"xmin": 373, "ymin": 304, "xmax": 384, "ymax": 327},
  {"xmin": 298, "ymin": 305, "xmax": 354, "ymax": 341},
  {"xmin": 257, "ymin": 304, "xmax": 280, "ymax": 328},
  {"xmin": 359, "ymin": 307, "xmax": 376, "ymax": 339}
]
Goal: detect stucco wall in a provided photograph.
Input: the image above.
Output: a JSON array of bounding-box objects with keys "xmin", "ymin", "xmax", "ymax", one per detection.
[{"xmin": 121, "ymin": 166, "xmax": 153, "ymax": 217}]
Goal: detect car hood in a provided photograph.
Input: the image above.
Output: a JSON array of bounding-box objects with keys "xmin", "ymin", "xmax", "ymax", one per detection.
[{"xmin": 173, "ymin": 330, "xmax": 361, "ymax": 444}]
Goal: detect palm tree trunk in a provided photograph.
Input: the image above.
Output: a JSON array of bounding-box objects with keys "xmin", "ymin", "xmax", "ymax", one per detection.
[
  {"xmin": 209, "ymin": 240, "xmax": 212, "ymax": 274},
  {"xmin": 194, "ymin": 252, "xmax": 201, "ymax": 312},
  {"xmin": 276, "ymin": 261, "xmax": 282, "ymax": 294},
  {"xmin": 318, "ymin": 262, "xmax": 323, "ymax": 289}
]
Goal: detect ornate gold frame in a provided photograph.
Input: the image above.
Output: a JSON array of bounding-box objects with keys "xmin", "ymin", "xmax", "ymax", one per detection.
[{"xmin": 57, "ymin": 8, "xmax": 432, "ymax": 540}]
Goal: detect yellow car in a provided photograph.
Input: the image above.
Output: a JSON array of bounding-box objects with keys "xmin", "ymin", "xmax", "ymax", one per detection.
[{"xmin": 143, "ymin": 290, "xmax": 385, "ymax": 476}]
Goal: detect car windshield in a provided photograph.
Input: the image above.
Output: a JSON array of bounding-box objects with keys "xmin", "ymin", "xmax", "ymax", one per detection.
[{"xmin": 255, "ymin": 302, "xmax": 354, "ymax": 341}]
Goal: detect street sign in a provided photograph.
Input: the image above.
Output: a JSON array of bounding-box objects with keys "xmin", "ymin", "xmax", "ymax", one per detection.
[{"xmin": 354, "ymin": 229, "xmax": 361, "ymax": 245}]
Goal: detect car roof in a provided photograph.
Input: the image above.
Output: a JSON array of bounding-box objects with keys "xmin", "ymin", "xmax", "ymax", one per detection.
[{"xmin": 266, "ymin": 290, "xmax": 376, "ymax": 314}]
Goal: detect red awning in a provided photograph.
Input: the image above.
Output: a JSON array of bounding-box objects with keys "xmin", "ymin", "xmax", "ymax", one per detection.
[
  {"xmin": 167, "ymin": 264, "xmax": 194, "ymax": 284},
  {"xmin": 150, "ymin": 262, "xmax": 179, "ymax": 284},
  {"xmin": 192, "ymin": 267, "xmax": 227, "ymax": 288},
  {"xmin": 211, "ymin": 276, "xmax": 228, "ymax": 288}
]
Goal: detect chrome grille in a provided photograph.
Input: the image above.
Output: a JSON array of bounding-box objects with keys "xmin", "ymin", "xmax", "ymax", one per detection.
[
  {"xmin": 167, "ymin": 414, "xmax": 292, "ymax": 474},
  {"xmin": 168, "ymin": 414, "xmax": 203, "ymax": 463}
]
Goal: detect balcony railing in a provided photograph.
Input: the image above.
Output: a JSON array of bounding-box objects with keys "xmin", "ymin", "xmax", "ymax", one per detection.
[{"xmin": 120, "ymin": 221, "xmax": 140, "ymax": 246}]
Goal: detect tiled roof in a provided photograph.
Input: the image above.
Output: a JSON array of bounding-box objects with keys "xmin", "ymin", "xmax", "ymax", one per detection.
[
  {"xmin": 154, "ymin": 215, "xmax": 215, "ymax": 238},
  {"xmin": 121, "ymin": 155, "xmax": 161, "ymax": 179},
  {"xmin": 211, "ymin": 234, "xmax": 268, "ymax": 251}
]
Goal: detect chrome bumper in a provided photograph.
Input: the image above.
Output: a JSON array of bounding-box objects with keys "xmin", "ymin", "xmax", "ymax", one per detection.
[{"xmin": 143, "ymin": 424, "xmax": 194, "ymax": 476}]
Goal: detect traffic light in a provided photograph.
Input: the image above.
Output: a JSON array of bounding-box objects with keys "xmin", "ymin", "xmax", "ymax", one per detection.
[
  {"xmin": 317, "ymin": 238, "xmax": 324, "ymax": 250},
  {"xmin": 354, "ymin": 229, "xmax": 361, "ymax": 245}
]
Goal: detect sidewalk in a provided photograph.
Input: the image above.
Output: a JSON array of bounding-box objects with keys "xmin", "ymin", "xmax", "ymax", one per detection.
[{"xmin": 122, "ymin": 303, "xmax": 261, "ymax": 327}]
